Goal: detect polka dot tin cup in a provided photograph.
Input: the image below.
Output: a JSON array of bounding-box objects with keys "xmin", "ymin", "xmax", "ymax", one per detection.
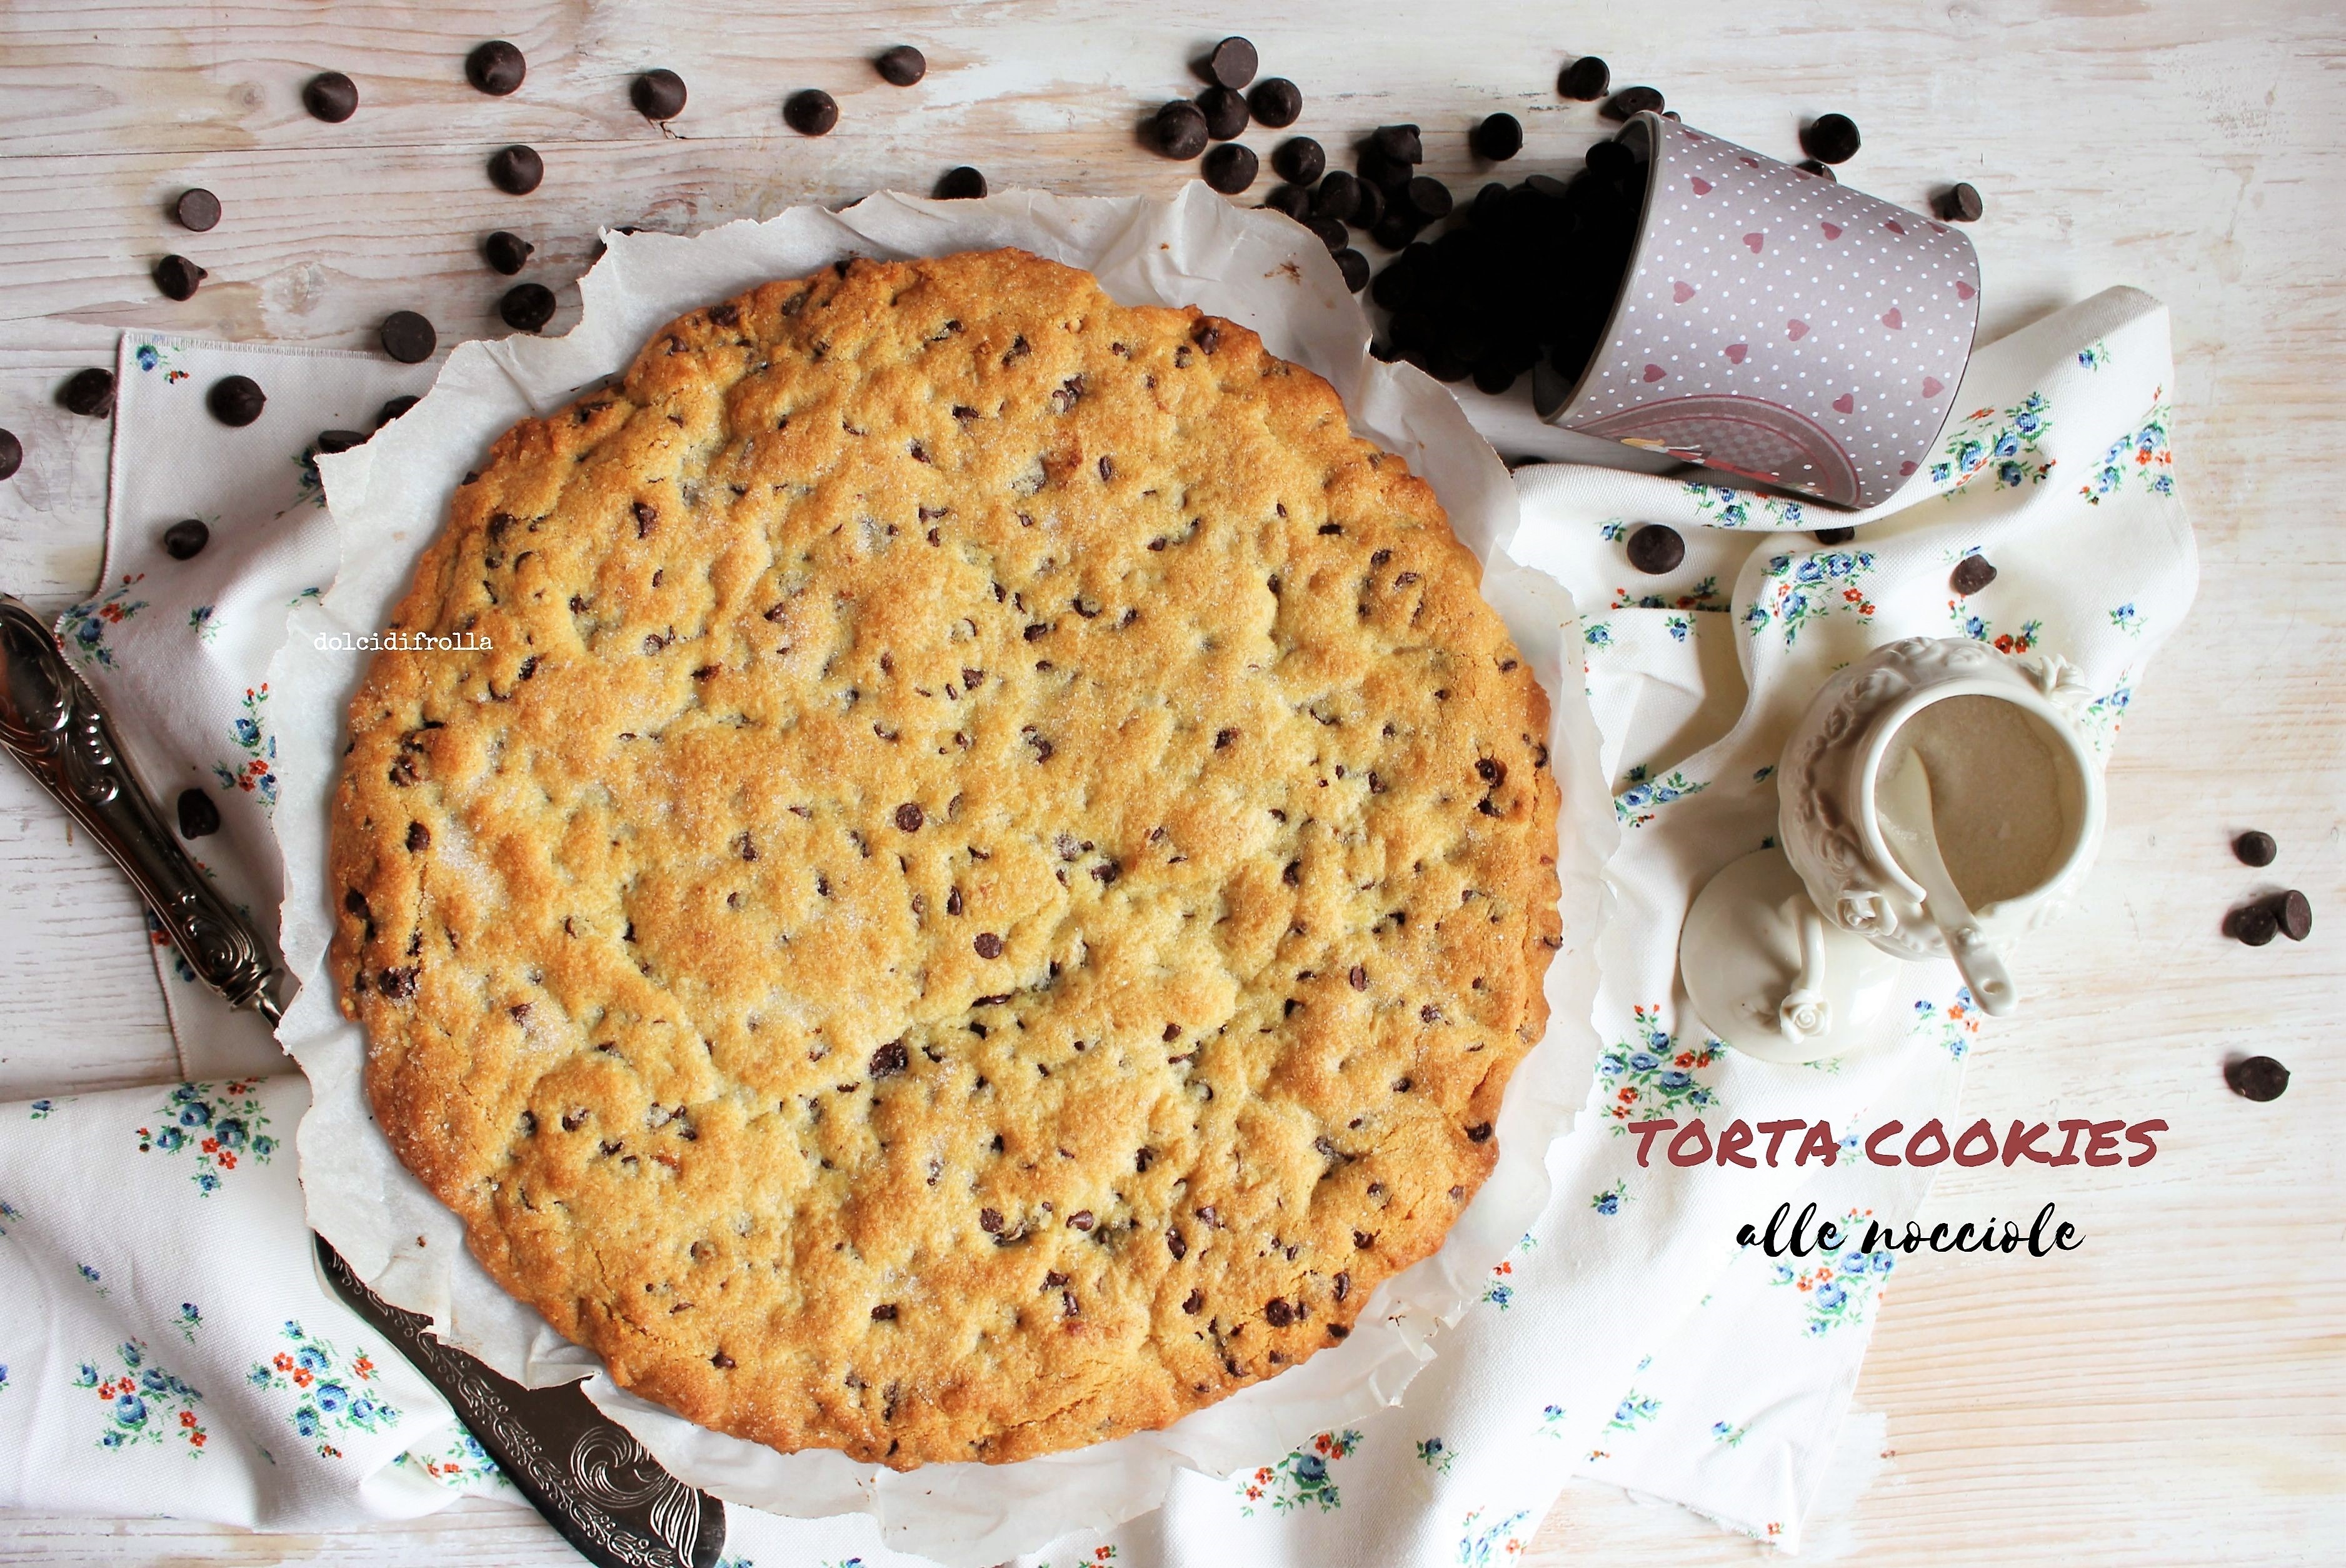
[{"xmin": 1535, "ymin": 111, "xmax": 1982, "ymax": 510}]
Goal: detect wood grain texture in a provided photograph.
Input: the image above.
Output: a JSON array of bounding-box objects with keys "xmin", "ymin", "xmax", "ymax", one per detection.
[{"xmin": 1, "ymin": 0, "xmax": 2342, "ymax": 1562}]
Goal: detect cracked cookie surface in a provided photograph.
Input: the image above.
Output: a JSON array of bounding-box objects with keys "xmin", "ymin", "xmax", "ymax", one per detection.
[{"xmin": 330, "ymin": 248, "xmax": 1563, "ymax": 1467}]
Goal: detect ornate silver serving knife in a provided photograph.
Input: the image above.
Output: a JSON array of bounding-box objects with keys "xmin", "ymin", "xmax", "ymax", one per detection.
[{"xmin": 0, "ymin": 591, "xmax": 725, "ymax": 1568}]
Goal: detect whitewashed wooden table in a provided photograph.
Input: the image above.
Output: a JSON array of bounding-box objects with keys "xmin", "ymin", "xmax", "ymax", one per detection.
[{"xmin": 3, "ymin": 1, "xmax": 2342, "ymax": 1562}]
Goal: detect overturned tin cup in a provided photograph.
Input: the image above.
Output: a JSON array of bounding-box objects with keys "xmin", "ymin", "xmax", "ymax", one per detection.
[{"xmin": 1534, "ymin": 111, "xmax": 1982, "ymax": 509}]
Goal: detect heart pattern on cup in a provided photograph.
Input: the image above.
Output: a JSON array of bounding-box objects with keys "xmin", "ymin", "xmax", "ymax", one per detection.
[
  {"xmin": 1900, "ymin": 460, "xmax": 1919, "ymax": 476},
  {"xmin": 1954, "ymin": 279, "xmax": 1977, "ymax": 301},
  {"xmin": 1643, "ymin": 364, "xmax": 1667, "ymax": 382},
  {"xmin": 1820, "ymin": 221, "xmax": 1843, "ymax": 240},
  {"xmin": 1921, "ymin": 376, "xmax": 1944, "ymax": 397},
  {"xmin": 1883, "ymin": 219, "xmax": 1907, "ymax": 236},
  {"xmin": 1833, "ymin": 393, "xmax": 1856, "ymax": 414},
  {"xmin": 1787, "ymin": 319, "xmax": 1810, "ymax": 341},
  {"xmin": 1673, "ymin": 281, "xmax": 1698, "ymax": 303},
  {"xmin": 1742, "ymin": 232, "xmax": 1765, "ymax": 253},
  {"xmin": 1882, "ymin": 307, "xmax": 1904, "ymax": 330},
  {"xmin": 1689, "ymin": 176, "xmax": 1713, "ymax": 196},
  {"xmin": 1725, "ymin": 342, "xmax": 1748, "ymax": 364}
]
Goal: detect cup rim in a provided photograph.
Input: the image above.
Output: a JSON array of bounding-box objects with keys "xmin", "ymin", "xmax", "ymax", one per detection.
[
  {"xmin": 1853, "ymin": 676, "xmax": 2103, "ymax": 912},
  {"xmin": 1534, "ymin": 116, "xmax": 1664, "ymax": 419}
]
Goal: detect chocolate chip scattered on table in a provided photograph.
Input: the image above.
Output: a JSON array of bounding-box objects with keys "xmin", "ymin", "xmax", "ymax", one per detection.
[
  {"xmin": 1627, "ymin": 524, "xmax": 1686, "ymax": 575},
  {"xmin": 1935, "ymin": 182, "xmax": 1985, "ymax": 222},
  {"xmin": 2275, "ymin": 889, "xmax": 2312, "ymax": 942},
  {"xmin": 1155, "ymin": 100, "xmax": 1209, "ymax": 159},
  {"xmin": 1801, "ymin": 112, "xmax": 1862, "ymax": 164},
  {"xmin": 59, "ymin": 368, "xmax": 115, "ymax": 417},
  {"xmin": 1205, "ymin": 36, "xmax": 1257, "ymax": 90},
  {"xmin": 2225, "ymin": 1056, "xmax": 2290, "ymax": 1102},
  {"xmin": 303, "ymin": 71, "xmax": 359, "ymax": 123},
  {"xmin": 482, "ymin": 231, "xmax": 533, "ymax": 275},
  {"xmin": 876, "ymin": 44, "xmax": 926, "ymax": 86},
  {"xmin": 1601, "ymin": 85, "xmax": 1663, "ymax": 121},
  {"xmin": 2233, "ymin": 830, "xmax": 2277, "ymax": 867},
  {"xmin": 0, "ymin": 429, "xmax": 19, "ymax": 482},
  {"xmin": 316, "ymin": 429, "xmax": 367, "ymax": 454},
  {"xmin": 1815, "ymin": 526, "xmax": 1857, "ymax": 545},
  {"xmin": 176, "ymin": 787, "xmax": 221, "ymax": 839},
  {"xmin": 379, "ymin": 311, "xmax": 437, "ymax": 364},
  {"xmin": 1558, "ymin": 56, "xmax": 1611, "ymax": 101},
  {"xmin": 173, "ymin": 188, "xmax": 221, "ymax": 233},
  {"xmin": 1201, "ymin": 142, "xmax": 1258, "ymax": 195},
  {"xmin": 488, "ymin": 144, "xmax": 543, "ymax": 195},
  {"xmin": 935, "ymin": 165, "xmax": 986, "ymax": 199},
  {"xmin": 500, "ymin": 283, "xmax": 556, "ymax": 332},
  {"xmin": 466, "ymin": 40, "xmax": 526, "ymax": 96},
  {"xmin": 631, "ymin": 69, "xmax": 687, "ymax": 121},
  {"xmin": 2228, "ymin": 902, "xmax": 2278, "ymax": 946},
  {"xmin": 784, "ymin": 88, "xmax": 838, "ymax": 135},
  {"xmin": 206, "ymin": 374, "xmax": 265, "ymax": 426},
  {"xmin": 1249, "ymin": 77, "xmax": 1301, "ymax": 128},
  {"xmin": 376, "ymin": 396, "xmax": 419, "ymax": 428},
  {"xmin": 153, "ymin": 255, "xmax": 206, "ymax": 301},
  {"xmin": 162, "ymin": 519, "xmax": 209, "ymax": 560},
  {"xmin": 1473, "ymin": 112, "xmax": 1523, "ymax": 161},
  {"xmin": 1950, "ymin": 555, "xmax": 1998, "ymax": 595},
  {"xmin": 1198, "ymin": 84, "xmax": 1250, "ymax": 141},
  {"xmin": 1273, "ymin": 136, "xmax": 1324, "ymax": 187}
]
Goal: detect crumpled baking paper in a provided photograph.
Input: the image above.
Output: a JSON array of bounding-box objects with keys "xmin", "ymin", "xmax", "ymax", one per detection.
[{"xmin": 269, "ymin": 182, "xmax": 1614, "ymax": 1566}]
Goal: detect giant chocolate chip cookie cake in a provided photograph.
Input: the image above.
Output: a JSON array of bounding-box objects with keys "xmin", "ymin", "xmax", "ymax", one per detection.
[{"xmin": 330, "ymin": 248, "xmax": 1563, "ymax": 1467}]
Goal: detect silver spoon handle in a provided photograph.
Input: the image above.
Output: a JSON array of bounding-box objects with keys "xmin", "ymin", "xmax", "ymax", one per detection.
[{"xmin": 0, "ymin": 592, "xmax": 283, "ymax": 1023}]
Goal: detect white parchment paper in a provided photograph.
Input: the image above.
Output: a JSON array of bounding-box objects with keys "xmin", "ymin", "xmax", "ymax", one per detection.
[{"xmin": 271, "ymin": 183, "xmax": 1614, "ymax": 1566}]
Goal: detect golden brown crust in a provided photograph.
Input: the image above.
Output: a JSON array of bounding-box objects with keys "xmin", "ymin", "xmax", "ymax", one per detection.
[{"xmin": 329, "ymin": 249, "xmax": 1563, "ymax": 1467}]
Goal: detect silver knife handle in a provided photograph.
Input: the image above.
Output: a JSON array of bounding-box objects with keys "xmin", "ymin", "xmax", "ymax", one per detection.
[{"xmin": 0, "ymin": 592, "xmax": 282, "ymax": 1022}]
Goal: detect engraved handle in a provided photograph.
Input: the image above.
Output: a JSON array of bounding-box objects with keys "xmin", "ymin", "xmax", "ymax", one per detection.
[{"xmin": 0, "ymin": 592, "xmax": 283, "ymax": 1022}]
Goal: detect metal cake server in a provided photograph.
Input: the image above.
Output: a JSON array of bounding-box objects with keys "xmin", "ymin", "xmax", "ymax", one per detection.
[{"xmin": 0, "ymin": 591, "xmax": 725, "ymax": 1568}]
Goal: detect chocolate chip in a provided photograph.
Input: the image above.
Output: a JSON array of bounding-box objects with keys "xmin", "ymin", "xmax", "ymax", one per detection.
[
  {"xmin": 1313, "ymin": 171, "xmax": 1361, "ymax": 224},
  {"xmin": 1350, "ymin": 179, "xmax": 1384, "ymax": 230},
  {"xmin": 316, "ymin": 429, "xmax": 366, "ymax": 454},
  {"xmin": 1558, "ymin": 56, "xmax": 1612, "ymax": 101},
  {"xmin": 2276, "ymin": 890, "xmax": 2313, "ymax": 942},
  {"xmin": 1067, "ymin": 1210, "xmax": 1095, "ymax": 1232},
  {"xmin": 2230, "ymin": 902, "xmax": 2278, "ymax": 946},
  {"xmin": 1601, "ymin": 86, "xmax": 1663, "ymax": 121},
  {"xmin": 153, "ymin": 255, "xmax": 206, "ymax": 301},
  {"xmin": 1206, "ymin": 36, "xmax": 1258, "ymax": 90},
  {"xmin": 1403, "ymin": 176, "xmax": 1453, "ymax": 221},
  {"xmin": 407, "ymin": 821, "xmax": 431, "ymax": 852},
  {"xmin": 1472, "ymin": 112, "xmax": 1523, "ymax": 161},
  {"xmin": 376, "ymin": 396, "xmax": 419, "ymax": 429},
  {"xmin": 1348, "ymin": 964, "xmax": 1368, "ymax": 991},
  {"xmin": 1250, "ymin": 77, "xmax": 1301, "ymax": 128},
  {"xmin": 163, "ymin": 519, "xmax": 209, "ymax": 560},
  {"xmin": 500, "ymin": 283, "xmax": 556, "ymax": 333},
  {"xmin": 59, "ymin": 368, "xmax": 115, "ymax": 418},
  {"xmin": 1371, "ymin": 211, "xmax": 1420, "ymax": 252},
  {"xmin": 488, "ymin": 144, "xmax": 544, "ymax": 195},
  {"xmin": 1155, "ymin": 100, "xmax": 1209, "ymax": 159},
  {"xmin": 378, "ymin": 966, "xmax": 419, "ymax": 1000},
  {"xmin": 1262, "ymin": 184, "xmax": 1312, "ymax": 222},
  {"xmin": 1272, "ymin": 136, "xmax": 1325, "ymax": 187},
  {"xmin": 483, "ymin": 231, "xmax": 534, "ymax": 275},
  {"xmin": 1198, "ymin": 85, "xmax": 1250, "ymax": 141},
  {"xmin": 303, "ymin": 70, "xmax": 359, "ymax": 123},
  {"xmin": 1183, "ymin": 1288, "xmax": 1205, "ymax": 1314},
  {"xmin": 1466, "ymin": 1121, "xmax": 1493, "ymax": 1142},
  {"xmin": 1263, "ymin": 1297, "xmax": 1295, "ymax": 1327},
  {"xmin": 1935, "ymin": 182, "xmax": 1985, "ymax": 222},
  {"xmin": 2233, "ymin": 831, "xmax": 2277, "ymax": 867},
  {"xmin": 0, "ymin": 430, "xmax": 18, "ymax": 482},
  {"xmin": 1308, "ymin": 216, "xmax": 1348, "ymax": 254},
  {"xmin": 176, "ymin": 787, "xmax": 220, "ymax": 838},
  {"xmin": 935, "ymin": 166, "xmax": 988, "ymax": 200},
  {"xmin": 1814, "ymin": 527, "xmax": 1857, "ymax": 546},
  {"xmin": 1371, "ymin": 123, "xmax": 1424, "ymax": 164},
  {"xmin": 2225, "ymin": 1055, "xmax": 2289, "ymax": 1102},
  {"xmin": 466, "ymin": 40, "xmax": 526, "ymax": 96},
  {"xmin": 709, "ymin": 1351, "xmax": 734, "ymax": 1369},
  {"xmin": 980, "ymin": 1207, "xmax": 1004, "ymax": 1232},
  {"xmin": 1627, "ymin": 524, "xmax": 1685, "ymax": 574},
  {"xmin": 1202, "ymin": 143, "xmax": 1259, "ymax": 195},
  {"xmin": 786, "ymin": 87, "xmax": 840, "ymax": 135},
  {"xmin": 876, "ymin": 45, "xmax": 927, "ymax": 86},
  {"xmin": 895, "ymin": 802, "xmax": 924, "ymax": 833},
  {"xmin": 173, "ymin": 188, "xmax": 221, "ymax": 232},
  {"xmin": 870, "ymin": 1039, "xmax": 910, "ymax": 1077},
  {"xmin": 974, "ymin": 932, "xmax": 1003, "ymax": 959},
  {"xmin": 631, "ymin": 68, "xmax": 687, "ymax": 120},
  {"xmin": 206, "ymin": 374, "xmax": 265, "ymax": 426},
  {"xmin": 1798, "ymin": 159, "xmax": 1839, "ymax": 182},
  {"xmin": 1335, "ymin": 248, "xmax": 1369, "ymax": 292},
  {"xmin": 1801, "ymin": 112, "xmax": 1862, "ymax": 164},
  {"xmin": 1949, "ymin": 555, "xmax": 1998, "ymax": 596},
  {"xmin": 380, "ymin": 311, "xmax": 437, "ymax": 364}
]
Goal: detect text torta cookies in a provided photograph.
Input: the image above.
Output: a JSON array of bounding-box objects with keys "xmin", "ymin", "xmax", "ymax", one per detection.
[{"xmin": 331, "ymin": 249, "xmax": 1563, "ymax": 1467}]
